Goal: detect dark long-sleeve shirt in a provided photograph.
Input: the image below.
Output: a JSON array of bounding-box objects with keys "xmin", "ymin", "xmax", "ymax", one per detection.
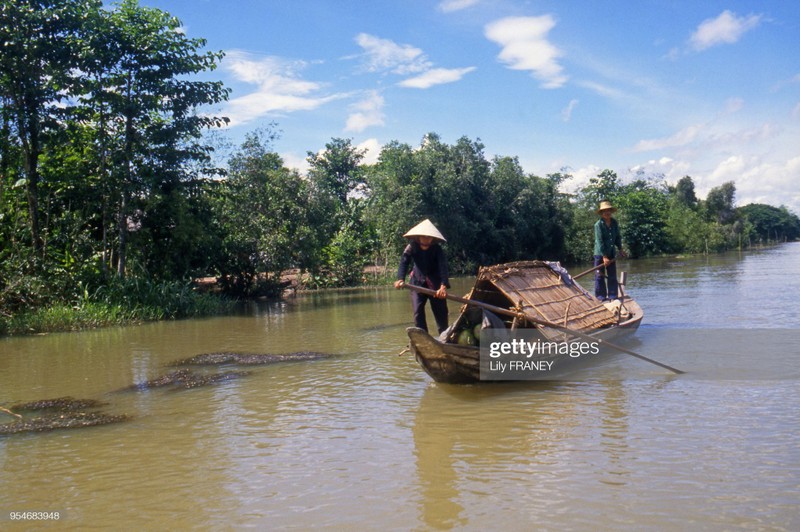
[
  {"xmin": 594, "ymin": 218, "xmax": 622, "ymax": 258},
  {"xmin": 397, "ymin": 242, "xmax": 450, "ymax": 289}
]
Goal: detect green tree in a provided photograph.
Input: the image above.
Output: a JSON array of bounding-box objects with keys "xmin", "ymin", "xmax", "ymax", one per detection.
[
  {"xmin": 84, "ymin": 0, "xmax": 229, "ymax": 277},
  {"xmin": 307, "ymin": 137, "xmax": 366, "ymax": 206},
  {"xmin": 0, "ymin": 0, "xmax": 101, "ymax": 258},
  {"xmin": 481, "ymin": 155, "xmax": 527, "ymax": 261},
  {"xmin": 704, "ymin": 181, "xmax": 736, "ymax": 224},
  {"xmin": 306, "ymin": 137, "xmax": 378, "ymax": 285},
  {"xmin": 213, "ymin": 131, "xmax": 322, "ymax": 296},
  {"xmin": 565, "ymin": 169, "xmax": 623, "ymax": 263},
  {"xmin": 664, "ymin": 201, "xmax": 708, "ymax": 253},
  {"xmin": 318, "ymin": 199, "xmax": 377, "ymax": 287},
  {"xmin": 364, "ymin": 135, "xmax": 569, "ymax": 271},
  {"xmin": 509, "ymin": 173, "xmax": 567, "ymax": 261},
  {"xmin": 363, "ymin": 140, "xmax": 423, "ymax": 267},
  {"xmin": 585, "ymin": 169, "xmax": 621, "ymax": 206},
  {"xmin": 615, "ymin": 181, "xmax": 669, "ymax": 258},
  {"xmin": 674, "ymin": 175, "xmax": 698, "ymax": 208},
  {"xmin": 738, "ymin": 203, "xmax": 800, "ymax": 243},
  {"xmin": 423, "ymin": 135, "xmax": 492, "ymax": 270}
]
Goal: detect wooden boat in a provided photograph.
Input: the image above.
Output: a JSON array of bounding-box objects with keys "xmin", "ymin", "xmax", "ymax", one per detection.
[{"xmin": 406, "ymin": 261, "xmax": 643, "ymax": 384}]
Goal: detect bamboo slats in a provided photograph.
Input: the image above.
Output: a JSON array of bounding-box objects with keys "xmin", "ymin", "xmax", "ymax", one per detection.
[{"xmin": 473, "ymin": 261, "xmax": 617, "ymax": 335}]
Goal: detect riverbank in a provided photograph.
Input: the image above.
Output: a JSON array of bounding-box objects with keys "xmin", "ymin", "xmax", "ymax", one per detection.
[
  {"xmin": 2, "ymin": 244, "xmax": 789, "ymax": 337},
  {"xmin": 0, "ymin": 280, "xmax": 233, "ymax": 337},
  {"xmin": 0, "ymin": 267, "xmax": 393, "ymax": 337}
]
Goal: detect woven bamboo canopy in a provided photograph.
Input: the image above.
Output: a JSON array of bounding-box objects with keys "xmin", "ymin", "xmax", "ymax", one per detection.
[{"xmin": 467, "ymin": 261, "xmax": 618, "ymax": 335}]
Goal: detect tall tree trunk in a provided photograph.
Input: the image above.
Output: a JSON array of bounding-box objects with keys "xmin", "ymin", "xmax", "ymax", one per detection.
[
  {"xmin": 98, "ymin": 100, "xmax": 109, "ymax": 277},
  {"xmin": 0, "ymin": 99, "xmax": 10, "ymax": 196},
  {"xmin": 18, "ymin": 98, "xmax": 43, "ymax": 259},
  {"xmin": 117, "ymin": 190, "xmax": 128, "ymax": 277},
  {"xmin": 117, "ymin": 79, "xmax": 134, "ymax": 278},
  {"xmin": 24, "ymin": 152, "xmax": 42, "ymax": 258}
]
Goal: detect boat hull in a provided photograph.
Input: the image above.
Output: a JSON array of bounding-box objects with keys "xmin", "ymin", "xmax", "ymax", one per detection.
[{"xmin": 408, "ymin": 300, "xmax": 643, "ymax": 384}]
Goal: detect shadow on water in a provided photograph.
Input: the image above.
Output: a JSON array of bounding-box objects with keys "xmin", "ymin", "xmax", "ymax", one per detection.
[{"xmin": 410, "ymin": 376, "xmax": 639, "ymax": 529}]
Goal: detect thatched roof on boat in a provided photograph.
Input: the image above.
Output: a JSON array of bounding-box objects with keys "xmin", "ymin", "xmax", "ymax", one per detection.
[{"xmin": 468, "ymin": 261, "xmax": 618, "ymax": 334}]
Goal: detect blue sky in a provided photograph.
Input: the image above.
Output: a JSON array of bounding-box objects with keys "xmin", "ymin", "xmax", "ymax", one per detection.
[{"xmin": 141, "ymin": 0, "xmax": 800, "ymax": 214}]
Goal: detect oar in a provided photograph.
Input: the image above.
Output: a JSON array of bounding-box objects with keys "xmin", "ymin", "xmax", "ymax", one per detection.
[
  {"xmin": 400, "ymin": 283, "xmax": 684, "ymax": 375},
  {"xmin": 572, "ymin": 259, "xmax": 614, "ymax": 280}
]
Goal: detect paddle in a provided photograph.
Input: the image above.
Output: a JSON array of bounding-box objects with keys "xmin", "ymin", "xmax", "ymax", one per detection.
[
  {"xmin": 400, "ymin": 283, "xmax": 684, "ymax": 375},
  {"xmin": 572, "ymin": 259, "xmax": 614, "ymax": 280}
]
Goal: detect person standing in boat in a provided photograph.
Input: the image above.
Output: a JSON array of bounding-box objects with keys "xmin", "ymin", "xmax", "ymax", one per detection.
[
  {"xmin": 394, "ymin": 219, "xmax": 450, "ymax": 334},
  {"xmin": 593, "ymin": 200, "xmax": 627, "ymax": 301}
]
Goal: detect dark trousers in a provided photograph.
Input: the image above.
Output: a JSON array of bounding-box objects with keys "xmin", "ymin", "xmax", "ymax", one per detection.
[
  {"xmin": 411, "ymin": 291, "xmax": 449, "ymax": 334},
  {"xmin": 593, "ymin": 255, "xmax": 618, "ymax": 300}
]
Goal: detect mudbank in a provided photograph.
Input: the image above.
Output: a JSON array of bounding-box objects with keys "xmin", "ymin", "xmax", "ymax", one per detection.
[
  {"xmin": 2, "ymin": 349, "xmax": 337, "ymax": 437},
  {"xmin": 0, "ymin": 396, "xmax": 131, "ymax": 436},
  {"xmin": 170, "ymin": 351, "xmax": 336, "ymax": 366},
  {"xmin": 119, "ymin": 369, "xmax": 252, "ymax": 392}
]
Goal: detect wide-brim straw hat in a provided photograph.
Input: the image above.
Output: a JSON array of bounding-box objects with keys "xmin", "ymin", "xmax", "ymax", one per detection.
[
  {"xmin": 403, "ymin": 219, "xmax": 446, "ymax": 242},
  {"xmin": 596, "ymin": 200, "xmax": 617, "ymax": 214}
]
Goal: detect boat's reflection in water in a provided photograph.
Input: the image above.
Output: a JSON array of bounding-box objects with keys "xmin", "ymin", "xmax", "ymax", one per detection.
[{"xmin": 411, "ymin": 374, "xmax": 636, "ymax": 529}]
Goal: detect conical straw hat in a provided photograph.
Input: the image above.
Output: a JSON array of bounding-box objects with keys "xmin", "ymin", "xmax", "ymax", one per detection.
[{"xmin": 403, "ymin": 219, "xmax": 446, "ymax": 242}]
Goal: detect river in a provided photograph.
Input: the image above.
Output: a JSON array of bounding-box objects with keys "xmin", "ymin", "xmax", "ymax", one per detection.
[{"xmin": 1, "ymin": 243, "xmax": 798, "ymax": 530}]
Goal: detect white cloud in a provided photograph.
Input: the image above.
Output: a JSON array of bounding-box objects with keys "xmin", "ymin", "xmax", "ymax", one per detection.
[
  {"xmin": 690, "ymin": 10, "xmax": 762, "ymax": 51},
  {"xmin": 626, "ymin": 147, "xmax": 800, "ymax": 214},
  {"xmin": 633, "ymin": 124, "xmax": 705, "ymax": 152},
  {"xmin": 484, "ymin": 15, "xmax": 567, "ymax": 89},
  {"xmin": 710, "ymin": 123, "xmax": 777, "ymax": 147},
  {"xmin": 356, "ymin": 138, "xmax": 382, "ymax": 165},
  {"xmin": 576, "ymin": 80, "xmax": 626, "ymax": 100},
  {"xmin": 703, "ymin": 155, "xmax": 800, "ymax": 212},
  {"xmin": 345, "ymin": 91, "xmax": 385, "ymax": 132},
  {"xmin": 399, "ymin": 66, "xmax": 476, "ymax": 89},
  {"xmin": 558, "ymin": 165, "xmax": 602, "ymax": 196},
  {"xmin": 561, "ymin": 155, "xmax": 800, "ymax": 215},
  {"xmin": 634, "ymin": 113, "xmax": 779, "ymax": 156},
  {"xmin": 438, "ymin": 0, "xmax": 479, "ymax": 13},
  {"xmin": 772, "ymin": 73, "xmax": 800, "ymax": 92},
  {"xmin": 354, "ymin": 33, "xmax": 475, "ymax": 90},
  {"xmin": 708, "ymin": 155, "xmax": 747, "ymax": 182},
  {"xmin": 280, "ymin": 152, "xmax": 311, "ymax": 174},
  {"xmin": 561, "ymin": 99, "xmax": 578, "ymax": 122},
  {"xmin": 220, "ymin": 51, "xmax": 343, "ymax": 126},
  {"xmin": 623, "ymin": 161, "xmax": 685, "ymax": 191},
  {"xmin": 355, "ymin": 33, "xmax": 431, "ymax": 75}
]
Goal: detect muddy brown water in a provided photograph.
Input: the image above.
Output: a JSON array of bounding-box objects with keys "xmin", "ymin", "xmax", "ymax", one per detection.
[{"xmin": 1, "ymin": 244, "xmax": 798, "ymax": 529}]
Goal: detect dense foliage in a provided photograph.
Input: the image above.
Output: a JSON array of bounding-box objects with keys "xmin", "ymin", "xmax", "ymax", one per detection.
[{"xmin": 1, "ymin": 1, "xmax": 798, "ymax": 334}]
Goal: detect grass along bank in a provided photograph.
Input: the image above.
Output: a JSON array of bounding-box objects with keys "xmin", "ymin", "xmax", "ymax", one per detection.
[{"xmin": 0, "ymin": 278, "xmax": 234, "ymax": 337}]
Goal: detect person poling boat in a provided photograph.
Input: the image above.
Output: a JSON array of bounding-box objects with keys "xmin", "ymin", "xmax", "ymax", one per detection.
[
  {"xmin": 593, "ymin": 200, "xmax": 627, "ymax": 301},
  {"xmin": 394, "ymin": 219, "xmax": 451, "ymax": 335}
]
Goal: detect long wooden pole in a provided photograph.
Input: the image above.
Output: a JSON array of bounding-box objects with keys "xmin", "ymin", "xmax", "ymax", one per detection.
[
  {"xmin": 400, "ymin": 283, "xmax": 684, "ymax": 375},
  {"xmin": 572, "ymin": 259, "xmax": 614, "ymax": 280}
]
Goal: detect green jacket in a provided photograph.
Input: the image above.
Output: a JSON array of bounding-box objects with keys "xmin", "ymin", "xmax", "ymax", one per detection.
[{"xmin": 594, "ymin": 218, "xmax": 622, "ymax": 258}]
